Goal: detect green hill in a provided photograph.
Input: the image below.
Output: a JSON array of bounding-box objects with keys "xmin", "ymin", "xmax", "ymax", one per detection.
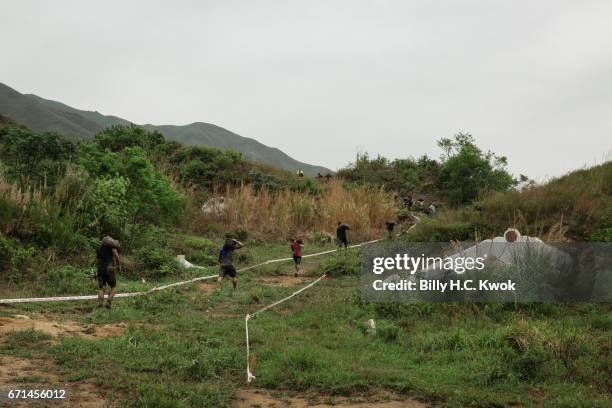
[{"xmin": 0, "ymin": 82, "xmax": 330, "ymax": 176}]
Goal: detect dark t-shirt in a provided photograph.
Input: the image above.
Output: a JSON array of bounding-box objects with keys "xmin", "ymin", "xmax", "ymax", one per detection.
[
  {"xmin": 336, "ymin": 224, "xmax": 350, "ymax": 240},
  {"xmin": 386, "ymin": 222, "xmax": 396, "ymax": 231},
  {"xmin": 219, "ymin": 240, "xmax": 239, "ymax": 266},
  {"xmin": 96, "ymin": 245, "xmax": 114, "ymax": 271}
]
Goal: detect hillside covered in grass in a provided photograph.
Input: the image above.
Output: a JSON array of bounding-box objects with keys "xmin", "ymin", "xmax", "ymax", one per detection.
[
  {"xmin": 0, "ymin": 82, "xmax": 330, "ymax": 175},
  {"xmin": 406, "ymin": 161, "xmax": 611, "ymax": 243},
  {"xmin": 0, "ymin": 121, "xmax": 609, "ymax": 408}
]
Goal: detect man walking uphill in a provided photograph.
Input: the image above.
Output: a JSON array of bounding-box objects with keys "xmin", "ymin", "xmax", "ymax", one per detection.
[
  {"xmin": 290, "ymin": 237, "xmax": 304, "ymax": 277},
  {"xmin": 218, "ymin": 236, "xmax": 244, "ymax": 289},
  {"xmin": 336, "ymin": 222, "xmax": 350, "ymax": 249},
  {"xmin": 385, "ymin": 221, "xmax": 396, "ymax": 239},
  {"xmin": 96, "ymin": 235, "xmax": 121, "ymax": 309}
]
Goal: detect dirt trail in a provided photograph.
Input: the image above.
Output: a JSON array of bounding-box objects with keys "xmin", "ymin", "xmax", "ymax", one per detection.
[
  {"xmin": 258, "ymin": 276, "xmax": 312, "ymax": 287},
  {"xmin": 0, "ymin": 314, "xmax": 126, "ymax": 340},
  {"xmin": 197, "ymin": 282, "xmax": 217, "ymax": 294},
  {"xmin": 0, "ymin": 355, "xmax": 110, "ymax": 407},
  {"xmin": 233, "ymin": 388, "xmax": 429, "ymax": 408}
]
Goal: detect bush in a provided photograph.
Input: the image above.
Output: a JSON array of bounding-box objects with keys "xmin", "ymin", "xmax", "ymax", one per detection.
[
  {"xmin": 320, "ymin": 252, "xmax": 360, "ymax": 276},
  {"xmin": 376, "ymin": 320, "xmax": 400, "ymax": 342},
  {"xmin": 0, "ymin": 234, "xmax": 40, "ymax": 283},
  {"xmin": 588, "ymin": 227, "xmax": 612, "ymax": 242},
  {"xmin": 131, "ymin": 226, "xmax": 181, "ymax": 278},
  {"xmin": 512, "ymin": 349, "xmax": 548, "ymax": 381},
  {"xmin": 45, "ymin": 265, "xmax": 90, "ymax": 295},
  {"xmin": 0, "ymin": 127, "xmax": 75, "ymax": 189},
  {"xmin": 92, "ymin": 176, "xmax": 129, "ymax": 237}
]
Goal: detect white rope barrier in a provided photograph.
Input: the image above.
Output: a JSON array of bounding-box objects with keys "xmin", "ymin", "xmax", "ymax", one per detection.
[
  {"xmin": 0, "ymin": 239, "xmax": 382, "ymax": 305},
  {"xmin": 244, "ymin": 238, "xmax": 383, "ymax": 383}
]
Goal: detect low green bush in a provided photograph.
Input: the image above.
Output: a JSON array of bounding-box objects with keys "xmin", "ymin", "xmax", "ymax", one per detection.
[
  {"xmin": 45, "ymin": 265, "xmax": 91, "ymax": 295},
  {"xmin": 376, "ymin": 320, "xmax": 400, "ymax": 342},
  {"xmin": 320, "ymin": 252, "xmax": 360, "ymax": 276}
]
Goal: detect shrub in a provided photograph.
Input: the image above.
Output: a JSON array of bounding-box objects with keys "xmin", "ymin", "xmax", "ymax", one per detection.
[
  {"xmin": 92, "ymin": 176, "xmax": 129, "ymax": 237},
  {"xmin": 376, "ymin": 320, "xmax": 400, "ymax": 342},
  {"xmin": 588, "ymin": 227, "xmax": 612, "ymax": 242},
  {"xmin": 46, "ymin": 265, "xmax": 90, "ymax": 295},
  {"xmin": 131, "ymin": 226, "xmax": 181, "ymax": 278},
  {"xmin": 320, "ymin": 252, "xmax": 360, "ymax": 276},
  {"xmin": 512, "ymin": 349, "xmax": 548, "ymax": 381},
  {"xmin": 0, "ymin": 127, "xmax": 75, "ymax": 189},
  {"xmin": 122, "ymin": 147, "xmax": 185, "ymax": 223}
]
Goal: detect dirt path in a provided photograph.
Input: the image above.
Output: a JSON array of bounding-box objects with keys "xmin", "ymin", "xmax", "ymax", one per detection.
[
  {"xmin": 232, "ymin": 388, "xmax": 429, "ymax": 408},
  {"xmin": 0, "ymin": 313, "xmax": 125, "ymax": 406},
  {"xmin": 258, "ymin": 276, "xmax": 312, "ymax": 287},
  {"xmin": 0, "ymin": 355, "xmax": 112, "ymax": 407},
  {"xmin": 0, "ymin": 314, "xmax": 126, "ymax": 341}
]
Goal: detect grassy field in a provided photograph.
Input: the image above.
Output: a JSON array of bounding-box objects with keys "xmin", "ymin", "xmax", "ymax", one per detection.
[{"xmin": 0, "ymin": 236, "xmax": 610, "ymax": 407}]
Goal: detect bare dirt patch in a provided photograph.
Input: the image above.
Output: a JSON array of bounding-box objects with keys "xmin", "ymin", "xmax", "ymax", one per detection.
[
  {"xmin": 0, "ymin": 355, "xmax": 111, "ymax": 407},
  {"xmin": 197, "ymin": 282, "xmax": 217, "ymax": 294},
  {"xmin": 232, "ymin": 388, "xmax": 429, "ymax": 408},
  {"xmin": 0, "ymin": 315, "xmax": 126, "ymax": 341},
  {"xmin": 258, "ymin": 276, "xmax": 312, "ymax": 287}
]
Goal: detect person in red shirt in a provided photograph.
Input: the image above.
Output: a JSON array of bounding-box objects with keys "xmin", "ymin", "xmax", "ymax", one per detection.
[{"xmin": 290, "ymin": 237, "xmax": 304, "ymax": 276}]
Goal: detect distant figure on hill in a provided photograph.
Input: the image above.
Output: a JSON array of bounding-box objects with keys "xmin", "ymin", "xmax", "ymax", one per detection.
[
  {"xmin": 416, "ymin": 198, "xmax": 425, "ymax": 212},
  {"xmin": 325, "ymin": 173, "xmax": 332, "ymax": 181},
  {"xmin": 316, "ymin": 173, "xmax": 323, "ymax": 180},
  {"xmin": 96, "ymin": 234, "xmax": 121, "ymax": 309},
  {"xmin": 218, "ymin": 236, "xmax": 244, "ymax": 290},
  {"xmin": 297, "ymin": 169, "xmax": 304, "ymax": 177},
  {"xmin": 403, "ymin": 196, "xmax": 413, "ymax": 209},
  {"xmin": 290, "ymin": 237, "xmax": 305, "ymax": 277},
  {"xmin": 336, "ymin": 222, "xmax": 350, "ymax": 248},
  {"xmin": 428, "ymin": 203, "xmax": 437, "ymax": 216},
  {"xmin": 385, "ymin": 221, "xmax": 396, "ymax": 239}
]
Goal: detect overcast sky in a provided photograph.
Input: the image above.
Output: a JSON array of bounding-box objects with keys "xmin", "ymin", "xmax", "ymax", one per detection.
[{"xmin": 1, "ymin": 0, "xmax": 611, "ymax": 179}]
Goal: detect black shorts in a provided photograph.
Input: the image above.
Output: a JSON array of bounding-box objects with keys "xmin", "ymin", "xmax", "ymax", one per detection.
[
  {"xmin": 338, "ymin": 237, "xmax": 348, "ymax": 247},
  {"xmin": 97, "ymin": 267, "xmax": 116, "ymax": 289},
  {"xmin": 293, "ymin": 256, "xmax": 302, "ymax": 265},
  {"xmin": 219, "ymin": 264, "xmax": 237, "ymax": 278}
]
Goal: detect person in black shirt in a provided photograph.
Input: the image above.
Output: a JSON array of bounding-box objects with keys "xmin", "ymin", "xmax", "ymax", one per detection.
[
  {"xmin": 336, "ymin": 222, "xmax": 350, "ymax": 249},
  {"xmin": 96, "ymin": 235, "xmax": 121, "ymax": 309},
  {"xmin": 385, "ymin": 221, "xmax": 396, "ymax": 239},
  {"xmin": 218, "ymin": 237, "xmax": 244, "ymax": 289}
]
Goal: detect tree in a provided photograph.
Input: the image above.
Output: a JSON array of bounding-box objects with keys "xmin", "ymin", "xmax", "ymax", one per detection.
[
  {"xmin": 94, "ymin": 125, "xmax": 165, "ymax": 153},
  {"xmin": 436, "ymin": 133, "xmax": 515, "ymax": 205},
  {"xmin": 0, "ymin": 127, "xmax": 75, "ymax": 188}
]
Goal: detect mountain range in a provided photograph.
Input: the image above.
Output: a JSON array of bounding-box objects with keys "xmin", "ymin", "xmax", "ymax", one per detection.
[{"xmin": 0, "ymin": 82, "xmax": 330, "ymax": 176}]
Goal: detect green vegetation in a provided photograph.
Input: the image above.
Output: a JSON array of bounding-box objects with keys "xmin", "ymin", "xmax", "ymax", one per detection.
[
  {"xmin": 338, "ymin": 133, "xmax": 521, "ymax": 206},
  {"xmin": 1, "ymin": 245, "xmax": 609, "ymax": 407},
  {"xmin": 406, "ymin": 161, "xmax": 611, "ymax": 242},
  {"xmin": 0, "ymin": 116, "xmax": 609, "ymax": 407}
]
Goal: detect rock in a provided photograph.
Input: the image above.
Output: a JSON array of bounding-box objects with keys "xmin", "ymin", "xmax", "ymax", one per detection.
[{"xmin": 366, "ymin": 319, "xmax": 376, "ymax": 335}]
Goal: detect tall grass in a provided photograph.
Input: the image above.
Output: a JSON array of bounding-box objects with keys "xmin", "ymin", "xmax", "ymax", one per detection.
[{"xmin": 194, "ymin": 180, "xmax": 395, "ymax": 242}]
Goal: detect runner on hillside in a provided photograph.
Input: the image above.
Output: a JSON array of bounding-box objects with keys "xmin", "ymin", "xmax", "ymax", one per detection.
[
  {"xmin": 416, "ymin": 198, "xmax": 425, "ymax": 212},
  {"xmin": 96, "ymin": 234, "xmax": 121, "ymax": 309},
  {"xmin": 218, "ymin": 236, "xmax": 244, "ymax": 289},
  {"xmin": 336, "ymin": 222, "xmax": 350, "ymax": 249},
  {"xmin": 403, "ymin": 196, "xmax": 413, "ymax": 209},
  {"xmin": 385, "ymin": 221, "xmax": 396, "ymax": 239},
  {"xmin": 428, "ymin": 203, "xmax": 437, "ymax": 215},
  {"xmin": 290, "ymin": 237, "xmax": 304, "ymax": 277}
]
